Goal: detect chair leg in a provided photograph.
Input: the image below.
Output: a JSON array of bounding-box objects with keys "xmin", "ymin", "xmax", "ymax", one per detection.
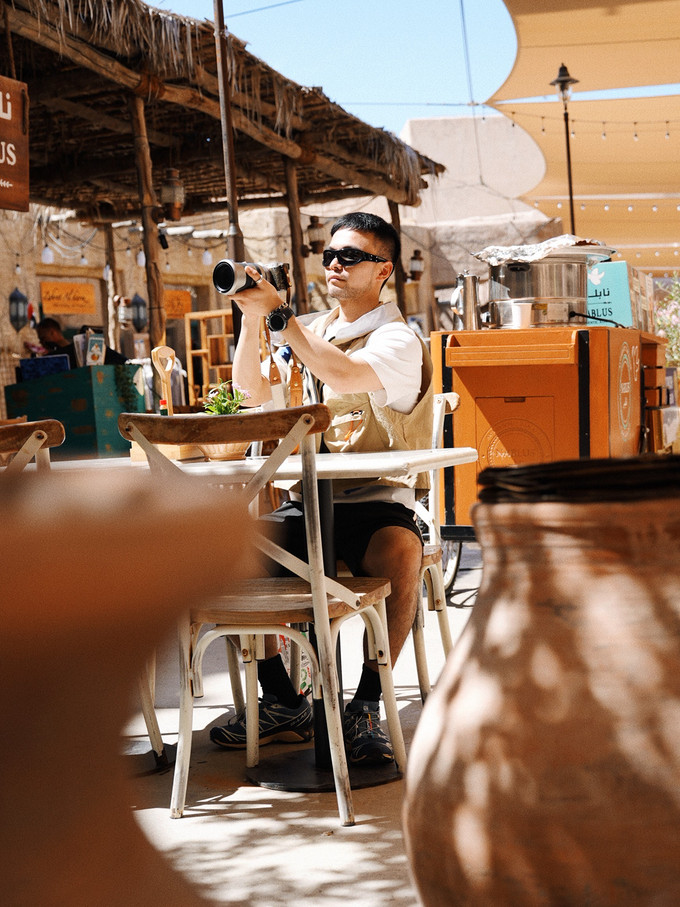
[
  {"xmin": 137, "ymin": 667, "xmax": 168, "ymax": 768},
  {"xmin": 429, "ymin": 562, "xmax": 454, "ymax": 657},
  {"xmin": 412, "ymin": 584, "xmax": 431, "ymax": 703},
  {"xmin": 314, "ymin": 621, "xmax": 355, "ymax": 826},
  {"xmin": 170, "ymin": 619, "xmax": 196, "ymax": 818},
  {"xmin": 242, "ymin": 635, "xmax": 260, "ymax": 769},
  {"xmin": 226, "ymin": 637, "xmax": 245, "ymax": 714},
  {"xmin": 367, "ymin": 600, "xmax": 408, "ymax": 772}
]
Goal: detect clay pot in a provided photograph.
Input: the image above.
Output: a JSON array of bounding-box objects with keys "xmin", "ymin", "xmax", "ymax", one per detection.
[
  {"xmin": 404, "ymin": 497, "xmax": 680, "ymax": 905},
  {"xmin": 197, "ymin": 440, "xmax": 251, "ymax": 460}
]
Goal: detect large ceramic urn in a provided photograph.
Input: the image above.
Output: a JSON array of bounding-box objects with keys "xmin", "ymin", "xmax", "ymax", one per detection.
[{"xmin": 404, "ymin": 456, "xmax": 680, "ymax": 906}]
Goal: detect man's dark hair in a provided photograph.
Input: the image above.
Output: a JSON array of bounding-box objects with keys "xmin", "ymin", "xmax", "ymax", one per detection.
[
  {"xmin": 37, "ymin": 317, "xmax": 62, "ymax": 333},
  {"xmin": 330, "ymin": 212, "xmax": 401, "ymax": 265}
]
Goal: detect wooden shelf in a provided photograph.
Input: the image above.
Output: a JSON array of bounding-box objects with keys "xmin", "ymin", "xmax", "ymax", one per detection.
[{"xmin": 184, "ymin": 309, "xmax": 235, "ymax": 406}]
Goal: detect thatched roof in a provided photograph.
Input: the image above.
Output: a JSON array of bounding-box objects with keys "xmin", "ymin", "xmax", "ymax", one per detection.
[{"xmin": 1, "ymin": 0, "xmax": 443, "ymax": 221}]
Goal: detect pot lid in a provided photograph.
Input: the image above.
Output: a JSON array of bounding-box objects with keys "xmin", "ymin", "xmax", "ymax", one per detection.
[{"xmin": 474, "ymin": 234, "xmax": 615, "ymax": 267}]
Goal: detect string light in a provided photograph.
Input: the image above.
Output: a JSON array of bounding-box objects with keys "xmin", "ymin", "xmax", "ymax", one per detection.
[
  {"xmin": 541, "ymin": 117, "xmax": 545, "ymax": 134},
  {"xmin": 665, "ymin": 122, "xmax": 670, "ymax": 139},
  {"xmin": 80, "ymin": 253, "xmax": 88, "ymax": 266},
  {"xmin": 604, "ymin": 203, "xmax": 610, "ymax": 211},
  {"xmin": 601, "ymin": 122, "xmax": 607, "ymax": 140},
  {"xmin": 202, "ymin": 249, "xmax": 213, "ymax": 266},
  {"xmin": 633, "ymin": 122, "xmax": 639, "ymax": 140},
  {"xmin": 136, "ymin": 248, "xmax": 145, "ymax": 267},
  {"xmin": 15, "ymin": 253, "xmax": 20, "ymax": 274}
]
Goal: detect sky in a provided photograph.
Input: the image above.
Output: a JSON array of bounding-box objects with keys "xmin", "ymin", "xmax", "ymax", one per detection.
[{"xmin": 144, "ymin": 0, "xmax": 519, "ymax": 136}]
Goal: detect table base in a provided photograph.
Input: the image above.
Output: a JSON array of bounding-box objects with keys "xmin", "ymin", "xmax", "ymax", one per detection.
[{"xmin": 246, "ymin": 747, "xmax": 402, "ymax": 792}]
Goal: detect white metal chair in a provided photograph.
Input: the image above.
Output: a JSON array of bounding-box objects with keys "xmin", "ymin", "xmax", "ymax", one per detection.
[
  {"xmin": 118, "ymin": 404, "xmax": 407, "ymax": 826},
  {"xmin": 411, "ymin": 391, "xmax": 461, "ymax": 700}
]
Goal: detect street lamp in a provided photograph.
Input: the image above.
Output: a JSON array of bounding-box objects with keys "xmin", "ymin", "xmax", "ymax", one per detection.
[{"xmin": 550, "ymin": 63, "xmax": 579, "ymax": 235}]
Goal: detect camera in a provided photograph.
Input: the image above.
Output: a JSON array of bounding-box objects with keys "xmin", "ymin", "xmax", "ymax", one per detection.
[{"xmin": 212, "ymin": 259, "xmax": 290, "ymax": 295}]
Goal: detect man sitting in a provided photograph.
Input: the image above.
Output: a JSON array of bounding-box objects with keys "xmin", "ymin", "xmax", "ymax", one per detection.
[{"xmin": 210, "ymin": 212, "xmax": 433, "ymax": 765}]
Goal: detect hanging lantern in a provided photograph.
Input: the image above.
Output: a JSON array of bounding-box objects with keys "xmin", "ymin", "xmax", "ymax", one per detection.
[
  {"xmin": 307, "ymin": 216, "xmax": 325, "ymax": 254},
  {"xmin": 9, "ymin": 287, "xmax": 29, "ymax": 332},
  {"xmin": 409, "ymin": 249, "xmax": 425, "ymax": 281},
  {"xmin": 160, "ymin": 168, "xmax": 186, "ymax": 221},
  {"xmin": 130, "ymin": 293, "xmax": 148, "ymax": 332}
]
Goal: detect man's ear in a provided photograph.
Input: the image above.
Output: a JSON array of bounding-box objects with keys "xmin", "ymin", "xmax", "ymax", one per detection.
[{"xmin": 378, "ymin": 261, "xmax": 394, "ymax": 282}]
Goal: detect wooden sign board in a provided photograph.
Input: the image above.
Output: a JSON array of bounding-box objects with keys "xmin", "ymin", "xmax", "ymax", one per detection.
[
  {"xmin": 0, "ymin": 76, "xmax": 29, "ymax": 212},
  {"xmin": 164, "ymin": 288, "xmax": 192, "ymax": 319},
  {"xmin": 41, "ymin": 281, "xmax": 97, "ymax": 316}
]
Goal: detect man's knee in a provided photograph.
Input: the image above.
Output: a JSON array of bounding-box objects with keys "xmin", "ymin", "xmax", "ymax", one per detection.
[{"xmin": 361, "ymin": 525, "xmax": 422, "ymax": 580}]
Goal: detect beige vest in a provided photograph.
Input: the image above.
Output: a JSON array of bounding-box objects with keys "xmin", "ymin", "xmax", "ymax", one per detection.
[{"xmin": 304, "ymin": 307, "xmax": 434, "ymax": 495}]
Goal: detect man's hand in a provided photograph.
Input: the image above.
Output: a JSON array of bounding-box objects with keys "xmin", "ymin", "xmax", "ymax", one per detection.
[{"xmin": 230, "ymin": 265, "xmax": 283, "ymax": 319}]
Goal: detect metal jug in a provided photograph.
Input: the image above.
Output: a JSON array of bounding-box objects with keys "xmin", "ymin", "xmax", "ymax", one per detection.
[{"xmin": 450, "ymin": 273, "xmax": 482, "ymax": 330}]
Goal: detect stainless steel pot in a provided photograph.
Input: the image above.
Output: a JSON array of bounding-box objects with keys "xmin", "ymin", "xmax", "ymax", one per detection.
[
  {"xmin": 490, "ymin": 255, "xmax": 587, "ymax": 302},
  {"xmin": 488, "ymin": 251, "xmax": 591, "ymax": 328}
]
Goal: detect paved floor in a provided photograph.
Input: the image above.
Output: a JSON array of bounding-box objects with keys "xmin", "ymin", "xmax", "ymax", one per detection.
[{"xmin": 122, "ymin": 544, "xmax": 482, "ymax": 906}]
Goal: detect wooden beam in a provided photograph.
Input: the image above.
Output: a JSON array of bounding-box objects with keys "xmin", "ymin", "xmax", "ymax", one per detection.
[
  {"xmin": 5, "ymin": 4, "xmax": 420, "ymax": 206},
  {"xmin": 283, "ymin": 158, "xmax": 309, "ymax": 315},
  {"xmin": 388, "ymin": 200, "xmax": 407, "ymax": 317},
  {"xmin": 44, "ymin": 96, "xmax": 178, "ymax": 148},
  {"xmin": 128, "ymin": 94, "xmax": 166, "ymax": 354}
]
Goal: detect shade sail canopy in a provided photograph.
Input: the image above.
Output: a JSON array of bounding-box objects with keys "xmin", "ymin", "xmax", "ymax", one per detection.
[
  {"xmin": 488, "ymin": 0, "xmax": 680, "ymax": 272},
  {"xmin": 0, "ymin": 0, "xmax": 442, "ymax": 222}
]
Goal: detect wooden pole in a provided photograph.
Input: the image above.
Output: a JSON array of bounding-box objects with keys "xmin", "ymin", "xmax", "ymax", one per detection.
[
  {"xmin": 102, "ymin": 224, "xmax": 120, "ymax": 351},
  {"xmin": 213, "ymin": 0, "xmax": 245, "ymax": 341},
  {"xmin": 283, "ymin": 157, "xmax": 309, "ymax": 315},
  {"xmin": 388, "ymin": 200, "xmax": 407, "ymax": 317},
  {"xmin": 128, "ymin": 94, "xmax": 165, "ymax": 354}
]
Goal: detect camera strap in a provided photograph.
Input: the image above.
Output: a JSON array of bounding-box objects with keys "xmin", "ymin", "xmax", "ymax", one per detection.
[{"xmin": 262, "ymin": 320, "xmax": 286, "ymax": 409}]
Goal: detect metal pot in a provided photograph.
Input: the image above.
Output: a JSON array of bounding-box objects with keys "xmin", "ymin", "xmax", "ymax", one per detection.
[
  {"xmin": 490, "ymin": 255, "xmax": 587, "ymax": 302},
  {"xmin": 488, "ymin": 252, "xmax": 591, "ymax": 329}
]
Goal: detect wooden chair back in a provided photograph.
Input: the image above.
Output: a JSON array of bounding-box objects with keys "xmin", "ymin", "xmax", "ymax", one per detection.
[{"xmin": 0, "ymin": 419, "xmax": 66, "ymax": 473}]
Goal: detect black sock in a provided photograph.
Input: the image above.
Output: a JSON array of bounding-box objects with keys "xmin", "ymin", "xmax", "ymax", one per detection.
[
  {"xmin": 353, "ymin": 664, "xmax": 382, "ymax": 704},
  {"xmin": 257, "ymin": 654, "xmax": 301, "ymax": 708}
]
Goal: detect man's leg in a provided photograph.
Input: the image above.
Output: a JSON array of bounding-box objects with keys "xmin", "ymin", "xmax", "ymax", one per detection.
[
  {"xmin": 344, "ymin": 524, "xmax": 423, "ymax": 764},
  {"xmin": 210, "ymin": 505, "xmax": 313, "ymax": 750}
]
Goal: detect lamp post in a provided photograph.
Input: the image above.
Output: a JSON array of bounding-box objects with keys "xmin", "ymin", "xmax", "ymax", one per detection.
[{"xmin": 550, "ymin": 63, "xmax": 579, "ymax": 235}]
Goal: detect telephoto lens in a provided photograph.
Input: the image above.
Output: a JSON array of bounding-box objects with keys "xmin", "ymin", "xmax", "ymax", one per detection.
[{"xmin": 212, "ymin": 260, "xmax": 270, "ymax": 295}]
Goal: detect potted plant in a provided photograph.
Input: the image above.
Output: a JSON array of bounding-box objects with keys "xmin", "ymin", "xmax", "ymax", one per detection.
[
  {"xmin": 199, "ymin": 381, "xmax": 251, "ymax": 460},
  {"xmin": 203, "ymin": 382, "xmax": 249, "ymax": 415}
]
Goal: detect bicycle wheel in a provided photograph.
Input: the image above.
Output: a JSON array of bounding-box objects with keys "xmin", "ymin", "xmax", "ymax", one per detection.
[{"xmin": 441, "ymin": 539, "xmax": 463, "ymax": 592}]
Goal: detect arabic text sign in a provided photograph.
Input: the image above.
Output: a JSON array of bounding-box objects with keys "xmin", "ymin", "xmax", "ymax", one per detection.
[
  {"xmin": 0, "ymin": 76, "xmax": 29, "ymax": 212},
  {"xmin": 41, "ymin": 281, "xmax": 97, "ymax": 316}
]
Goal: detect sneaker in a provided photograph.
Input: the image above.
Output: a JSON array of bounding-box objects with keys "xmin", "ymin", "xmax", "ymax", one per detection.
[
  {"xmin": 343, "ymin": 699, "xmax": 394, "ymax": 765},
  {"xmin": 210, "ymin": 693, "xmax": 313, "ymax": 750}
]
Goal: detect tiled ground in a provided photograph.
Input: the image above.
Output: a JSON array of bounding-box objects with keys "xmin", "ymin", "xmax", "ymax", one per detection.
[{"xmin": 123, "ymin": 543, "xmax": 482, "ymax": 906}]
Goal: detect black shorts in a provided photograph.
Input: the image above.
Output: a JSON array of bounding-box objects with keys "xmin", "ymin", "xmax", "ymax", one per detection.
[{"xmin": 261, "ymin": 500, "xmax": 423, "ymax": 576}]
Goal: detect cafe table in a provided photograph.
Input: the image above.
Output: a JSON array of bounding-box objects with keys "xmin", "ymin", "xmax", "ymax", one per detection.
[{"xmin": 46, "ymin": 445, "xmax": 478, "ymax": 790}]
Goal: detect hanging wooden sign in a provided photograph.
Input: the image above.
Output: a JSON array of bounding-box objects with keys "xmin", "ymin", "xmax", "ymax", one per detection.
[
  {"xmin": 41, "ymin": 281, "xmax": 97, "ymax": 316},
  {"xmin": 0, "ymin": 76, "xmax": 29, "ymax": 212},
  {"xmin": 164, "ymin": 288, "xmax": 192, "ymax": 319}
]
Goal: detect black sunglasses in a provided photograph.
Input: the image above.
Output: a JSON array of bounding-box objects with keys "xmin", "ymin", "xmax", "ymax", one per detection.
[{"xmin": 322, "ymin": 246, "xmax": 388, "ymax": 269}]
